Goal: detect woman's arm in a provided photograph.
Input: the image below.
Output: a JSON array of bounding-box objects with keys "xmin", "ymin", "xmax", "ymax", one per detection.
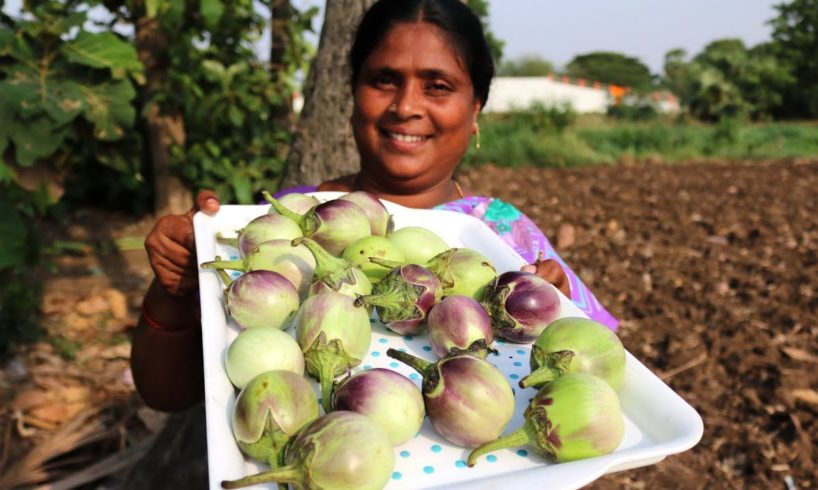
[
  {"xmin": 131, "ymin": 279, "xmax": 204, "ymax": 412},
  {"xmin": 130, "ymin": 191, "xmax": 220, "ymax": 412}
]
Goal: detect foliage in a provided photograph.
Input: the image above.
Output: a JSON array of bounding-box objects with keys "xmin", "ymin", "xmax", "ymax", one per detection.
[
  {"xmin": 465, "ymin": 0, "xmax": 504, "ymax": 65},
  {"xmin": 662, "ymin": 40, "xmax": 793, "ymax": 122},
  {"xmin": 498, "ymin": 55, "xmax": 554, "ymax": 77},
  {"xmin": 466, "ymin": 110, "xmax": 818, "ymax": 168},
  {"xmin": 769, "ymin": 0, "xmax": 818, "ymax": 118},
  {"xmin": 607, "ymin": 102, "xmax": 658, "ymax": 122},
  {"xmin": 565, "ymin": 51, "xmax": 654, "ymax": 91}
]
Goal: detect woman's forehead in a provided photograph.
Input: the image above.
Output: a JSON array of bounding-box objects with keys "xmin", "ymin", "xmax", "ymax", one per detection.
[{"xmin": 364, "ymin": 22, "xmax": 469, "ymax": 77}]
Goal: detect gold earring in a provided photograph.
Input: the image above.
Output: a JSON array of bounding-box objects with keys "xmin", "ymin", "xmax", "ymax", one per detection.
[{"xmin": 475, "ymin": 123, "xmax": 481, "ymax": 150}]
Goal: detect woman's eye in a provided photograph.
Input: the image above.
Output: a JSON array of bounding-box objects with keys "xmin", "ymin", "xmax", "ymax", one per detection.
[
  {"xmin": 427, "ymin": 82, "xmax": 452, "ymax": 94},
  {"xmin": 373, "ymin": 75, "xmax": 398, "ymax": 87}
]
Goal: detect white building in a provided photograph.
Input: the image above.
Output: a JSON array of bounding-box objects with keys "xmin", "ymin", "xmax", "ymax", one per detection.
[{"xmin": 483, "ymin": 75, "xmax": 679, "ymax": 114}]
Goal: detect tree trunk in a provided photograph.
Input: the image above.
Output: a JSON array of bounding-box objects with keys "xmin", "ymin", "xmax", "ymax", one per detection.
[
  {"xmin": 270, "ymin": 0, "xmax": 295, "ymax": 134},
  {"xmin": 280, "ymin": 0, "xmax": 375, "ymax": 188},
  {"xmin": 135, "ymin": 16, "xmax": 192, "ymax": 217}
]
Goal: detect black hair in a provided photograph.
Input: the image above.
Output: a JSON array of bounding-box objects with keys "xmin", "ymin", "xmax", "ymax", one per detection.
[{"xmin": 350, "ymin": 0, "xmax": 495, "ymax": 108}]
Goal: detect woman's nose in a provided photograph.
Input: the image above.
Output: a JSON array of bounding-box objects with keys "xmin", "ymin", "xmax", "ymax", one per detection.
[{"xmin": 391, "ymin": 82, "xmax": 423, "ymax": 119}]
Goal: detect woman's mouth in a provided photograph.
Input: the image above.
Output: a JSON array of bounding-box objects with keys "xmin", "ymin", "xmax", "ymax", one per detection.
[{"xmin": 381, "ymin": 129, "xmax": 431, "ymax": 144}]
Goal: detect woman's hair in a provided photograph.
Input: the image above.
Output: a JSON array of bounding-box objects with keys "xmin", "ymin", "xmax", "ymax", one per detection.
[{"xmin": 350, "ymin": 0, "xmax": 495, "ymax": 108}]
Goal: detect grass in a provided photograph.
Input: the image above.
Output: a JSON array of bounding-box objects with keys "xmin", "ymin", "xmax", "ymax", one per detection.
[{"xmin": 464, "ymin": 109, "xmax": 818, "ymax": 168}]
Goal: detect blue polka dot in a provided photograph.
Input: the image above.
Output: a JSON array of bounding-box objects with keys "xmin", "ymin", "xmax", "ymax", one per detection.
[
  {"xmin": 455, "ymin": 460, "xmax": 467, "ymax": 468},
  {"xmin": 409, "ymin": 373, "xmax": 419, "ymax": 380},
  {"xmin": 487, "ymin": 455, "xmax": 498, "ymax": 463},
  {"xmin": 363, "ymin": 365, "xmax": 372, "ymax": 370},
  {"xmin": 422, "ymin": 345, "xmax": 432, "ymax": 351},
  {"xmin": 398, "ymin": 348, "xmax": 407, "ymax": 352},
  {"xmin": 517, "ymin": 449, "xmax": 529, "ymax": 457},
  {"xmin": 400, "ymin": 450, "xmax": 410, "ymax": 458},
  {"xmin": 510, "ymin": 374, "xmax": 520, "ymax": 380},
  {"xmin": 496, "ymin": 339, "xmax": 507, "ymax": 344},
  {"xmin": 431, "ymin": 444, "xmax": 442, "ymax": 453},
  {"xmin": 379, "ymin": 338, "xmax": 388, "ymax": 344},
  {"xmin": 404, "ymin": 335, "xmax": 414, "ymax": 341},
  {"xmin": 516, "ymin": 349, "xmax": 526, "ymax": 355},
  {"xmin": 423, "ymin": 466, "xmax": 434, "ymax": 474},
  {"xmin": 392, "ymin": 471, "xmax": 402, "ymax": 480},
  {"xmin": 229, "ymin": 255, "xmax": 238, "ymax": 260},
  {"xmin": 370, "ymin": 318, "xmax": 377, "ymax": 323},
  {"xmin": 390, "ymin": 362, "xmax": 399, "ymax": 368},
  {"xmin": 513, "ymin": 361, "xmax": 523, "ymax": 367},
  {"xmin": 371, "ymin": 351, "xmax": 381, "ymax": 357},
  {"xmin": 492, "ymin": 350, "xmax": 500, "ymax": 356}
]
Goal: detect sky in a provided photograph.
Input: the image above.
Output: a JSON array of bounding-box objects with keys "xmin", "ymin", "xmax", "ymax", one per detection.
[
  {"xmin": 3, "ymin": 0, "xmax": 780, "ymax": 76},
  {"xmin": 488, "ymin": 0, "xmax": 780, "ymax": 73}
]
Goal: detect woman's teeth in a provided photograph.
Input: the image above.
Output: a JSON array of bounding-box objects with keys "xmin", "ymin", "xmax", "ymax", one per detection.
[{"xmin": 388, "ymin": 132, "xmax": 427, "ymax": 143}]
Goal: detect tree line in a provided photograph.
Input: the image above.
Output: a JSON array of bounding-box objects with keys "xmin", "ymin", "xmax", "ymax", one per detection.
[{"xmin": 499, "ymin": 0, "xmax": 818, "ymax": 122}]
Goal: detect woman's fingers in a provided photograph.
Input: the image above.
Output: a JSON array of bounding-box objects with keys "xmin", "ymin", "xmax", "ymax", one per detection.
[
  {"xmin": 187, "ymin": 190, "xmax": 220, "ymax": 219},
  {"xmin": 520, "ymin": 258, "xmax": 571, "ymax": 298}
]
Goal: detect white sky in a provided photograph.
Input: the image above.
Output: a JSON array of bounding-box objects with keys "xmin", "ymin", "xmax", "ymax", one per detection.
[{"xmin": 3, "ymin": 0, "xmax": 780, "ymax": 74}]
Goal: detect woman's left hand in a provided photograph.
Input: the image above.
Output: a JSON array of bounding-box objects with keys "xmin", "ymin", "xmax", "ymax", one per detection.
[{"xmin": 521, "ymin": 258, "xmax": 571, "ymax": 297}]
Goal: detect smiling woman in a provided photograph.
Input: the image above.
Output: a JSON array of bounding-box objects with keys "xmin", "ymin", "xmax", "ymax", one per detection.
[{"xmin": 133, "ymin": 0, "xmax": 616, "ymax": 416}]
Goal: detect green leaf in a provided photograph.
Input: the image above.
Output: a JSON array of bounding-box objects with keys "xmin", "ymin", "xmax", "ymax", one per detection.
[
  {"xmin": 80, "ymin": 80, "xmax": 137, "ymax": 141},
  {"xmin": 201, "ymin": 0, "xmax": 225, "ymax": 29},
  {"xmin": 228, "ymin": 105, "xmax": 244, "ymax": 127},
  {"xmin": 0, "ymin": 202, "xmax": 28, "ymax": 270},
  {"xmin": 231, "ymin": 174, "xmax": 252, "ymax": 204},
  {"xmin": 60, "ymin": 31, "xmax": 144, "ymax": 82},
  {"xmin": 1, "ymin": 66, "xmax": 86, "ymax": 126},
  {"xmin": 8, "ymin": 116, "xmax": 68, "ymax": 166},
  {"xmin": 146, "ymin": 0, "xmax": 161, "ymax": 17}
]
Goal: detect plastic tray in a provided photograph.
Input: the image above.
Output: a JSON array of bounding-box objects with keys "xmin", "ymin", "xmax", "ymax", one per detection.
[{"xmin": 194, "ymin": 192, "xmax": 703, "ymax": 490}]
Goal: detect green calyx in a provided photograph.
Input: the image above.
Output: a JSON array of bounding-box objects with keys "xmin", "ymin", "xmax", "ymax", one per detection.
[
  {"xmin": 262, "ymin": 191, "xmax": 309, "ymax": 232},
  {"xmin": 354, "ymin": 271, "xmax": 422, "ymax": 323},
  {"xmin": 303, "ymin": 332, "xmax": 362, "ymax": 413},
  {"xmin": 518, "ymin": 348, "xmax": 575, "ymax": 389},
  {"xmin": 294, "ymin": 236, "xmax": 358, "ymax": 291}
]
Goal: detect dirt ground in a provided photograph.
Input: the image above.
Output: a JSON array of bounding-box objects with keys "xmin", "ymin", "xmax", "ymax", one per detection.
[{"xmin": 1, "ymin": 158, "xmax": 816, "ymax": 489}]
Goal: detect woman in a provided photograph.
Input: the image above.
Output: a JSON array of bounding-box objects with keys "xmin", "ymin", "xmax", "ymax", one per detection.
[{"xmin": 132, "ymin": 0, "xmax": 616, "ymax": 414}]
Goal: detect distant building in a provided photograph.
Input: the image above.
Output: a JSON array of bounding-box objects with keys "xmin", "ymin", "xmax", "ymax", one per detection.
[{"xmin": 483, "ymin": 75, "xmax": 679, "ymax": 114}]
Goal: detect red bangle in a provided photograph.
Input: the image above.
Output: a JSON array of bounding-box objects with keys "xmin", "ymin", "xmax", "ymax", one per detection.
[{"xmin": 141, "ymin": 299, "xmax": 193, "ymax": 332}]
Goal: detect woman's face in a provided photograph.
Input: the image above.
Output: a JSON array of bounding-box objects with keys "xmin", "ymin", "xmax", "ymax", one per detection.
[{"xmin": 352, "ymin": 22, "xmax": 481, "ymax": 196}]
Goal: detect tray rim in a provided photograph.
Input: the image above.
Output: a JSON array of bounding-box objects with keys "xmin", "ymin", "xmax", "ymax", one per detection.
[{"xmin": 194, "ymin": 195, "xmax": 704, "ymax": 490}]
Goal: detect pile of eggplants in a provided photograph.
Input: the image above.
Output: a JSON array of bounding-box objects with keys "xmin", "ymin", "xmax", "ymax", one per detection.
[{"xmin": 202, "ymin": 191, "xmax": 633, "ymax": 489}]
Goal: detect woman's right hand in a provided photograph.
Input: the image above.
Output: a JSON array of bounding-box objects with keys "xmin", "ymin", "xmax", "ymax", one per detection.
[{"xmin": 145, "ymin": 190, "xmax": 221, "ymax": 297}]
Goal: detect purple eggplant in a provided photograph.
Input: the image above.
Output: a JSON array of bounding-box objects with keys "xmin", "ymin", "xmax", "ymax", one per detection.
[
  {"xmin": 293, "ymin": 292, "xmax": 371, "ymax": 412},
  {"xmin": 217, "ymin": 213, "xmax": 303, "ymax": 257},
  {"xmin": 426, "ymin": 248, "xmax": 497, "ymax": 301},
  {"xmin": 338, "ymin": 190, "xmax": 393, "ymax": 236},
  {"xmin": 202, "ymin": 240, "xmax": 316, "ymax": 301},
  {"xmin": 482, "ymin": 271, "xmax": 561, "ymax": 343},
  {"xmin": 332, "ymin": 368, "xmax": 425, "ymax": 445},
  {"xmin": 355, "ymin": 262, "xmax": 441, "ymax": 335},
  {"xmin": 519, "ymin": 317, "xmax": 626, "ymax": 391},
  {"xmin": 230, "ymin": 370, "xmax": 319, "ymax": 472},
  {"xmin": 292, "ymin": 237, "xmax": 372, "ymax": 298},
  {"xmin": 263, "ymin": 191, "xmax": 370, "ymax": 256},
  {"xmin": 222, "ymin": 411, "xmax": 394, "ymax": 490},
  {"xmin": 427, "ymin": 295, "xmax": 495, "ymax": 359},
  {"xmin": 214, "ymin": 269, "xmax": 299, "ymax": 330},
  {"xmin": 468, "ymin": 373, "xmax": 624, "ymax": 465},
  {"xmin": 387, "ymin": 349, "xmax": 514, "ymax": 448}
]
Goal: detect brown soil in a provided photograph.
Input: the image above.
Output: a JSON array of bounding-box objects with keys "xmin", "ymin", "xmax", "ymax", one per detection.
[{"xmin": 1, "ymin": 158, "xmax": 816, "ymax": 489}]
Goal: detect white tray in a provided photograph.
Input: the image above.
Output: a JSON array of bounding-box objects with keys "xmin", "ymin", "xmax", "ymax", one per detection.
[{"xmin": 194, "ymin": 192, "xmax": 703, "ymax": 490}]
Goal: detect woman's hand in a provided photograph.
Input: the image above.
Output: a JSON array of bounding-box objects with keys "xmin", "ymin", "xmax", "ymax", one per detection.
[
  {"xmin": 521, "ymin": 257, "xmax": 571, "ymax": 298},
  {"xmin": 145, "ymin": 190, "xmax": 221, "ymax": 297}
]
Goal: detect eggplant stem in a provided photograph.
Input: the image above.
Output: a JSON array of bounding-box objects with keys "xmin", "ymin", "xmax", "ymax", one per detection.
[
  {"xmin": 368, "ymin": 256, "xmax": 403, "ymax": 269},
  {"xmin": 386, "ymin": 348, "xmax": 432, "ymax": 375},
  {"xmin": 262, "ymin": 191, "xmax": 305, "ymax": 226},
  {"xmin": 355, "ymin": 286, "xmax": 403, "ymax": 310},
  {"xmin": 519, "ymin": 349, "xmax": 574, "ymax": 389},
  {"xmin": 317, "ymin": 357, "xmax": 345, "ymax": 413},
  {"xmin": 215, "ymin": 267, "xmax": 234, "ymax": 288},
  {"xmin": 216, "ymin": 233, "xmax": 239, "ymax": 249},
  {"xmin": 220, "ymin": 465, "xmax": 301, "ymax": 489},
  {"xmin": 467, "ymin": 426, "xmax": 532, "ymax": 467},
  {"xmin": 201, "ymin": 258, "xmax": 247, "ymax": 272},
  {"xmin": 294, "ymin": 236, "xmax": 357, "ymax": 290}
]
